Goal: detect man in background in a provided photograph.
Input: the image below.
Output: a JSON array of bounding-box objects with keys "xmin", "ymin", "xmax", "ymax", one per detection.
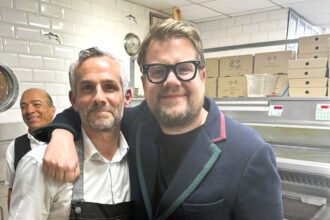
[{"xmin": 5, "ymin": 88, "xmax": 56, "ymax": 207}]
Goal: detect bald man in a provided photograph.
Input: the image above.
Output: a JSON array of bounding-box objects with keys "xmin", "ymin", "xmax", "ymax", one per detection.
[{"xmin": 5, "ymin": 88, "xmax": 56, "ymax": 207}]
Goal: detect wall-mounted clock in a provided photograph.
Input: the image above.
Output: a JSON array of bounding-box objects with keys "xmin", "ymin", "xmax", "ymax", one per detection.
[
  {"xmin": 0, "ymin": 64, "xmax": 19, "ymax": 112},
  {"xmin": 124, "ymin": 33, "xmax": 141, "ymax": 57}
]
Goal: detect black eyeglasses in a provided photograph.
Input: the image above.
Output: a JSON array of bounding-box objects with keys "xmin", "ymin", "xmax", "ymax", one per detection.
[{"xmin": 142, "ymin": 60, "xmax": 202, "ymax": 84}]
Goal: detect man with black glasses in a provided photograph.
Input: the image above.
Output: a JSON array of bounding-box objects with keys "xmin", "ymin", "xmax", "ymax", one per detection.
[{"xmin": 35, "ymin": 18, "xmax": 284, "ymax": 220}]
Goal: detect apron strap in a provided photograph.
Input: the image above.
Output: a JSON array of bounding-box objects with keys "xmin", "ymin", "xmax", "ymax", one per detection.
[{"xmin": 72, "ymin": 139, "xmax": 84, "ymax": 202}]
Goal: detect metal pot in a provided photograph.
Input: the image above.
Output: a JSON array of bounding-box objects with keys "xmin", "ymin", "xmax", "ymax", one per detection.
[{"xmin": 0, "ymin": 63, "xmax": 19, "ymax": 112}]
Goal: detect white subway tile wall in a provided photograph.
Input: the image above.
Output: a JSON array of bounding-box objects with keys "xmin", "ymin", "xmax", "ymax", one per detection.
[
  {"xmin": 19, "ymin": 54, "xmax": 43, "ymax": 68},
  {"xmin": 0, "ymin": 23, "xmax": 15, "ymax": 37},
  {"xmin": 28, "ymin": 13, "xmax": 51, "ymax": 28},
  {"xmin": 29, "ymin": 42, "xmax": 53, "ymax": 56},
  {"xmin": 4, "ymin": 38, "xmax": 29, "ymax": 53},
  {"xmin": 0, "ymin": 0, "xmax": 150, "ymax": 123},
  {"xmin": 15, "ymin": 0, "xmax": 39, "ymax": 13},
  {"xmin": 51, "ymin": 0, "xmax": 71, "ymax": 8},
  {"xmin": 12, "ymin": 68, "xmax": 33, "ymax": 81},
  {"xmin": 72, "ymin": 0, "xmax": 90, "ymax": 12},
  {"xmin": 0, "ymin": 1, "xmax": 290, "ymax": 125},
  {"xmin": 55, "ymin": 71, "xmax": 68, "ymax": 83},
  {"xmin": 43, "ymin": 56, "xmax": 65, "ymax": 70},
  {"xmin": 0, "ymin": 52, "xmax": 18, "ymax": 66},
  {"xmin": 197, "ymin": 8, "xmax": 289, "ymax": 51},
  {"xmin": 33, "ymin": 69, "xmax": 56, "ymax": 82},
  {"xmin": 1, "ymin": 8, "xmax": 27, "ymax": 25},
  {"xmin": 0, "ymin": 0, "xmax": 13, "ymax": 8},
  {"xmin": 16, "ymin": 26, "xmax": 41, "ymax": 41},
  {"xmin": 40, "ymin": 3, "xmax": 63, "ymax": 18},
  {"xmin": 52, "ymin": 19, "xmax": 74, "ymax": 33}
]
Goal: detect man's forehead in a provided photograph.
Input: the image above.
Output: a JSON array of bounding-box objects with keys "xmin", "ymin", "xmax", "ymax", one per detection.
[
  {"xmin": 77, "ymin": 59, "xmax": 120, "ymax": 80},
  {"xmin": 20, "ymin": 97, "xmax": 45, "ymax": 105},
  {"xmin": 21, "ymin": 91, "xmax": 47, "ymax": 103},
  {"xmin": 81, "ymin": 56, "xmax": 118, "ymax": 67}
]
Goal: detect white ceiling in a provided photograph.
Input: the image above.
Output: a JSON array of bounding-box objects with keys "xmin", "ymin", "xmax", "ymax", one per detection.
[{"xmin": 126, "ymin": 0, "xmax": 330, "ymax": 28}]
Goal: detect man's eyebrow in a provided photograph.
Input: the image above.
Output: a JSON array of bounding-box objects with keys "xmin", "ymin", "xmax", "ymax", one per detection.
[{"xmin": 20, "ymin": 99, "xmax": 42, "ymax": 105}]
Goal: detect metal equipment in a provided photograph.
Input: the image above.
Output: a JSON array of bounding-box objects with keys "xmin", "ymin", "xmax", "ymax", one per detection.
[{"xmin": 217, "ymin": 97, "xmax": 330, "ymax": 220}]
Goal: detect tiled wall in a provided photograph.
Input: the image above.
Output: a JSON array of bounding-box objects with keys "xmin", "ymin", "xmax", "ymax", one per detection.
[
  {"xmin": 0, "ymin": 0, "xmax": 151, "ymax": 123},
  {"xmin": 0, "ymin": 4, "xmax": 295, "ymax": 123},
  {"xmin": 197, "ymin": 8, "xmax": 290, "ymax": 58}
]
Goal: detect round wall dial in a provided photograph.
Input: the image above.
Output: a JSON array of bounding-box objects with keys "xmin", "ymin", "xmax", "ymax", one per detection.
[
  {"xmin": 124, "ymin": 33, "xmax": 141, "ymax": 57},
  {"xmin": 0, "ymin": 64, "xmax": 19, "ymax": 112}
]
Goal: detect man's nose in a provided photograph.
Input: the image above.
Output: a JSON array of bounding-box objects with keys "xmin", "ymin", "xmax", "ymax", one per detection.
[
  {"xmin": 25, "ymin": 105, "xmax": 36, "ymax": 114},
  {"xmin": 93, "ymin": 86, "xmax": 107, "ymax": 104},
  {"xmin": 163, "ymin": 69, "xmax": 181, "ymax": 86}
]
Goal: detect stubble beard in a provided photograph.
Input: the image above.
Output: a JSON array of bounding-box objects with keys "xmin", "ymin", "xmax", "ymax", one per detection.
[
  {"xmin": 151, "ymin": 91, "xmax": 203, "ymax": 128},
  {"xmin": 84, "ymin": 102, "xmax": 123, "ymax": 131}
]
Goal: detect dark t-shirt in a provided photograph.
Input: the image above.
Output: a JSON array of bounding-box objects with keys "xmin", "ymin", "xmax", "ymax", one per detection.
[{"xmin": 153, "ymin": 126, "xmax": 202, "ymax": 211}]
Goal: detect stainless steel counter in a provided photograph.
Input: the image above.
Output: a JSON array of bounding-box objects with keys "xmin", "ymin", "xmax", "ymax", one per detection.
[{"xmin": 217, "ymin": 97, "xmax": 330, "ymax": 220}]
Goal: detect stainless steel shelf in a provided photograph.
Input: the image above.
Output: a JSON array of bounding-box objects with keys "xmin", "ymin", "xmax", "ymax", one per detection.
[{"xmin": 215, "ymin": 97, "xmax": 330, "ymax": 220}]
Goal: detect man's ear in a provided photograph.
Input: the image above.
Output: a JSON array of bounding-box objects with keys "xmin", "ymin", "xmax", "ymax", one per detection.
[
  {"xmin": 201, "ymin": 68, "xmax": 206, "ymax": 82},
  {"xmin": 124, "ymin": 88, "xmax": 132, "ymax": 108},
  {"xmin": 50, "ymin": 105, "xmax": 56, "ymax": 117},
  {"xmin": 69, "ymin": 90, "xmax": 78, "ymax": 112}
]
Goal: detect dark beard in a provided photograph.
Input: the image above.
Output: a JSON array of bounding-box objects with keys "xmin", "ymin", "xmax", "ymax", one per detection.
[{"xmin": 153, "ymin": 104, "xmax": 202, "ymax": 128}]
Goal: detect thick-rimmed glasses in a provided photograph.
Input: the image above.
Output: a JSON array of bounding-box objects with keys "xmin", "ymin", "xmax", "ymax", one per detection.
[{"xmin": 142, "ymin": 60, "xmax": 201, "ymax": 84}]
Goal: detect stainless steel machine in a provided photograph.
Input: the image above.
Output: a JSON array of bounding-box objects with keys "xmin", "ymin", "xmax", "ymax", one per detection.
[{"xmin": 217, "ymin": 97, "xmax": 330, "ymax": 220}]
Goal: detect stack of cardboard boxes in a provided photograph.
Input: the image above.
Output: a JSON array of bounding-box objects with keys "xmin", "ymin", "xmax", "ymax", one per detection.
[
  {"xmin": 205, "ymin": 58, "xmax": 219, "ymax": 97},
  {"xmin": 217, "ymin": 55, "xmax": 253, "ymax": 97},
  {"xmin": 288, "ymin": 34, "xmax": 330, "ymax": 97},
  {"xmin": 205, "ymin": 51, "xmax": 295, "ymax": 98}
]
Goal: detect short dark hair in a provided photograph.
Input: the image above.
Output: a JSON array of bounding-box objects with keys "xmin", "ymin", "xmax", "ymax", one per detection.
[{"xmin": 137, "ymin": 18, "xmax": 205, "ymax": 71}]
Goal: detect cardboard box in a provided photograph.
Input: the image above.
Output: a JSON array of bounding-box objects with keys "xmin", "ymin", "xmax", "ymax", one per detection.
[
  {"xmin": 298, "ymin": 43, "xmax": 329, "ymax": 53},
  {"xmin": 219, "ymin": 55, "xmax": 253, "ymax": 76},
  {"xmin": 218, "ymin": 76, "xmax": 247, "ymax": 97},
  {"xmin": 288, "ymin": 58, "xmax": 328, "ymax": 69},
  {"xmin": 298, "ymin": 34, "xmax": 330, "ymax": 45},
  {"xmin": 289, "ymin": 78, "xmax": 328, "ymax": 88},
  {"xmin": 254, "ymin": 50, "xmax": 295, "ymax": 74},
  {"xmin": 288, "ymin": 68, "xmax": 328, "ymax": 78},
  {"xmin": 298, "ymin": 52, "xmax": 329, "ymax": 59},
  {"xmin": 289, "ymin": 87, "xmax": 327, "ymax": 97},
  {"xmin": 205, "ymin": 77, "xmax": 217, "ymax": 97},
  {"xmin": 206, "ymin": 58, "xmax": 219, "ymax": 77}
]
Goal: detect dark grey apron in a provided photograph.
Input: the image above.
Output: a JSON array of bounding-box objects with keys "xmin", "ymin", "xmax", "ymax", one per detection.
[{"xmin": 69, "ymin": 140, "xmax": 134, "ymax": 220}]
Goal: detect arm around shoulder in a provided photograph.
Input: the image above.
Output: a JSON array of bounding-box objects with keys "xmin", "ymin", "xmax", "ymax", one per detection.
[
  {"xmin": 33, "ymin": 106, "xmax": 81, "ymax": 142},
  {"xmin": 43, "ymin": 128, "xmax": 79, "ymax": 183}
]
